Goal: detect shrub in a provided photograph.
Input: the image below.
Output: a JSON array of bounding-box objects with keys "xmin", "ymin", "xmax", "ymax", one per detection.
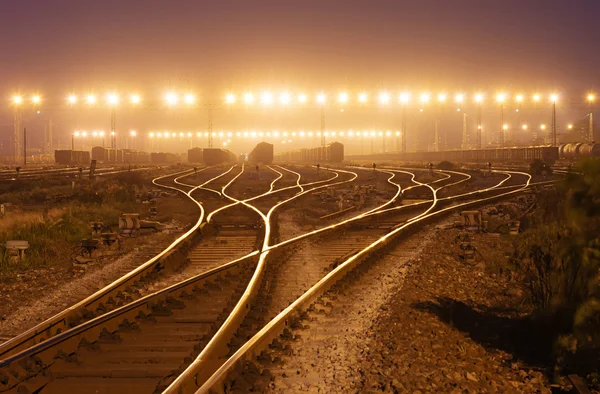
[
  {"xmin": 437, "ymin": 160, "xmax": 454, "ymax": 170},
  {"xmin": 513, "ymin": 158, "xmax": 600, "ymax": 373},
  {"xmin": 530, "ymin": 159, "xmax": 553, "ymax": 176}
]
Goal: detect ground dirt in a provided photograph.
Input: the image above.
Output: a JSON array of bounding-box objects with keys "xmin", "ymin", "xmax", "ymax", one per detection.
[{"xmin": 265, "ymin": 198, "xmax": 557, "ymax": 393}]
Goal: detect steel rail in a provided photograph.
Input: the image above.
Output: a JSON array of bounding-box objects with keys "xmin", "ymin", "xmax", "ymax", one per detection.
[
  {"xmin": 0, "ymin": 167, "xmax": 206, "ymax": 360},
  {"xmin": 0, "ymin": 251, "xmax": 260, "ymax": 393},
  {"xmin": 196, "ymin": 171, "xmax": 533, "ymax": 394},
  {"xmin": 205, "ymin": 167, "xmax": 339, "ymax": 223},
  {"xmin": 162, "ymin": 167, "xmax": 362, "ymax": 393}
]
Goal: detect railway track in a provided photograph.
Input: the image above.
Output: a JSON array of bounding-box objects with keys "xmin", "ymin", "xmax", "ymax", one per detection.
[
  {"xmin": 0, "ymin": 164, "xmax": 356, "ymax": 393},
  {"xmin": 0, "ymin": 165, "xmax": 547, "ymax": 393},
  {"xmin": 0, "ymin": 165, "xmax": 161, "ymax": 181},
  {"xmin": 186, "ymin": 169, "xmax": 539, "ymax": 393}
]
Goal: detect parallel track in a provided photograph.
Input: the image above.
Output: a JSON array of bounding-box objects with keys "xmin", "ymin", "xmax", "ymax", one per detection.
[{"xmin": 0, "ymin": 165, "xmax": 547, "ymax": 394}]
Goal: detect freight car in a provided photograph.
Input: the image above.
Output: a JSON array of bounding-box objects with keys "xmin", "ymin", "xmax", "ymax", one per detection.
[
  {"xmin": 202, "ymin": 149, "xmax": 237, "ymax": 165},
  {"xmin": 274, "ymin": 142, "xmax": 344, "ymax": 163},
  {"xmin": 346, "ymin": 146, "xmax": 558, "ymax": 165},
  {"xmin": 91, "ymin": 146, "xmax": 151, "ymax": 163},
  {"xmin": 559, "ymin": 143, "xmax": 600, "ymax": 159},
  {"xmin": 188, "ymin": 147, "xmax": 204, "ymax": 163},
  {"xmin": 150, "ymin": 152, "xmax": 181, "ymax": 164},
  {"xmin": 54, "ymin": 150, "xmax": 91, "ymax": 165},
  {"xmin": 248, "ymin": 142, "xmax": 274, "ymax": 164},
  {"xmin": 91, "ymin": 146, "xmax": 109, "ymax": 162}
]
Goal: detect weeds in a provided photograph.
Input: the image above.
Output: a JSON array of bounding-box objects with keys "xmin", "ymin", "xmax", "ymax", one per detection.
[
  {"xmin": 511, "ymin": 158, "xmax": 600, "ymax": 376},
  {"xmin": 0, "ymin": 175, "xmax": 150, "ymax": 281}
]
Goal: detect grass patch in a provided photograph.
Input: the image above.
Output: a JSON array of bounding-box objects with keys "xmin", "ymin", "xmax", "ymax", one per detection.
[{"xmin": 0, "ymin": 170, "xmax": 165, "ymax": 281}]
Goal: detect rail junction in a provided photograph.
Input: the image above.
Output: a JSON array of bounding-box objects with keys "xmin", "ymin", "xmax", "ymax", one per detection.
[{"xmin": 0, "ymin": 162, "xmax": 558, "ymax": 394}]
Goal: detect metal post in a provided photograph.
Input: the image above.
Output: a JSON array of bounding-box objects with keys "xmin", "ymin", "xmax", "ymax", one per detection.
[
  {"xmin": 23, "ymin": 128, "xmax": 27, "ymax": 167},
  {"xmin": 13, "ymin": 108, "xmax": 22, "ymax": 163},
  {"xmin": 589, "ymin": 113, "xmax": 594, "ymax": 142},
  {"xmin": 110, "ymin": 108, "xmax": 116, "ymax": 149},
  {"xmin": 434, "ymin": 119, "xmax": 439, "ymax": 152},
  {"xmin": 208, "ymin": 106, "xmax": 213, "ymax": 148},
  {"xmin": 476, "ymin": 104, "xmax": 482, "ymax": 149},
  {"xmin": 320, "ymin": 111, "xmax": 326, "ymax": 148},
  {"xmin": 551, "ymin": 102, "xmax": 557, "ymax": 146},
  {"xmin": 461, "ymin": 113, "xmax": 468, "ymax": 150},
  {"xmin": 401, "ymin": 105, "xmax": 407, "ymax": 155},
  {"xmin": 499, "ymin": 105, "xmax": 504, "ymax": 148},
  {"xmin": 48, "ymin": 119, "xmax": 53, "ymax": 155}
]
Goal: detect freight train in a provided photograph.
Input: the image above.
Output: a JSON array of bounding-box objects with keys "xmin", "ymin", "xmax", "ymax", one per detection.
[
  {"xmin": 347, "ymin": 146, "xmax": 559, "ymax": 165},
  {"xmin": 248, "ymin": 142, "xmax": 274, "ymax": 164},
  {"xmin": 150, "ymin": 152, "xmax": 181, "ymax": 164},
  {"xmin": 558, "ymin": 143, "xmax": 600, "ymax": 160},
  {"xmin": 90, "ymin": 147, "xmax": 151, "ymax": 164},
  {"xmin": 274, "ymin": 142, "xmax": 344, "ymax": 163},
  {"xmin": 54, "ymin": 150, "xmax": 91, "ymax": 165},
  {"xmin": 187, "ymin": 148, "xmax": 237, "ymax": 165}
]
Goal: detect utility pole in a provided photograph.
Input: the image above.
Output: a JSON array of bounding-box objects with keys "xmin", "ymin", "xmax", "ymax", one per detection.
[{"xmin": 589, "ymin": 113, "xmax": 594, "ymax": 142}]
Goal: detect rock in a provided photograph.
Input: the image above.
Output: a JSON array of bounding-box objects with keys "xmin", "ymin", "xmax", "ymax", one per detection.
[
  {"xmin": 466, "ymin": 372, "xmax": 479, "ymax": 382},
  {"xmin": 506, "ymin": 288, "xmax": 524, "ymax": 297}
]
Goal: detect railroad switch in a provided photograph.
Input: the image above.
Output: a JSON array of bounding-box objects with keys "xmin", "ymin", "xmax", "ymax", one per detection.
[
  {"xmin": 89, "ymin": 221, "xmax": 105, "ymax": 236},
  {"xmin": 509, "ymin": 220, "xmax": 521, "ymax": 235},
  {"xmin": 119, "ymin": 213, "xmax": 141, "ymax": 237},
  {"xmin": 459, "ymin": 242, "xmax": 478, "ymax": 263},
  {"xmin": 460, "ymin": 210, "xmax": 483, "ymax": 232},
  {"xmin": 101, "ymin": 233, "xmax": 119, "ymax": 248},
  {"xmin": 71, "ymin": 238, "xmax": 101, "ymax": 264}
]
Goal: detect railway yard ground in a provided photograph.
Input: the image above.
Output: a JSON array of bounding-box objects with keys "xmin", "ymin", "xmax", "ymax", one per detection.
[
  {"xmin": 256, "ymin": 200, "xmax": 551, "ymax": 393},
  {"xmin": 0, "ymin": 161, "xmax": 598, "ymax": 393}
]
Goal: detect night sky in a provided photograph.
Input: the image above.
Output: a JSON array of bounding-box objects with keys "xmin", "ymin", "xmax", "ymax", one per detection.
[{"xmin": 0, "ymin": 0, "xmax": 598, "ymax": 153}]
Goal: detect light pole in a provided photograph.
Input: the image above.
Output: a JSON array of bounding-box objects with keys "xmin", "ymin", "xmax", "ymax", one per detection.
[
  {"xmin": 550, "ymin": 94, "xmax": 558, "ymax": 146},
  {"xmin": 11, "ymin": 95, "xmax": 40, "ymax": 164},
  {"xmin": 496, "ymin": 93, "xmax": 506, "ymax": 148},
  {"xmin": 12, "ymin": 96, "xmax": 23, "ymax": 162},
  {"xmin": 400, "ymin": 92, "xmax": 410, "ymax": 155},
  {"xmin": 475, "ymin": 93, "xmax": 484, "ymax": 149},
  {"xmin": 587, "ymin": 94, "xmax": 595, "ymax": 142},
  {"xmin": 129, "ymin": 130, "xmax": 137, "ymax": 150},
  {"xmin": 539, "ymin": 124, "xmax": 546, "ymax": 145},
  {"xmin": 317, "ymin": 93, "xmax": 326, "ymax": 147},
  {"xmin": 434, "ymin": 93, "xmax": 447, "ymax": 152}
]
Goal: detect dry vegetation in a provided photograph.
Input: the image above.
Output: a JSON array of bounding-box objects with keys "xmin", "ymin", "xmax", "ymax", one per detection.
[{"xmin": 0, "ymin": 169, "xmax": 174, "ymax": 280}]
